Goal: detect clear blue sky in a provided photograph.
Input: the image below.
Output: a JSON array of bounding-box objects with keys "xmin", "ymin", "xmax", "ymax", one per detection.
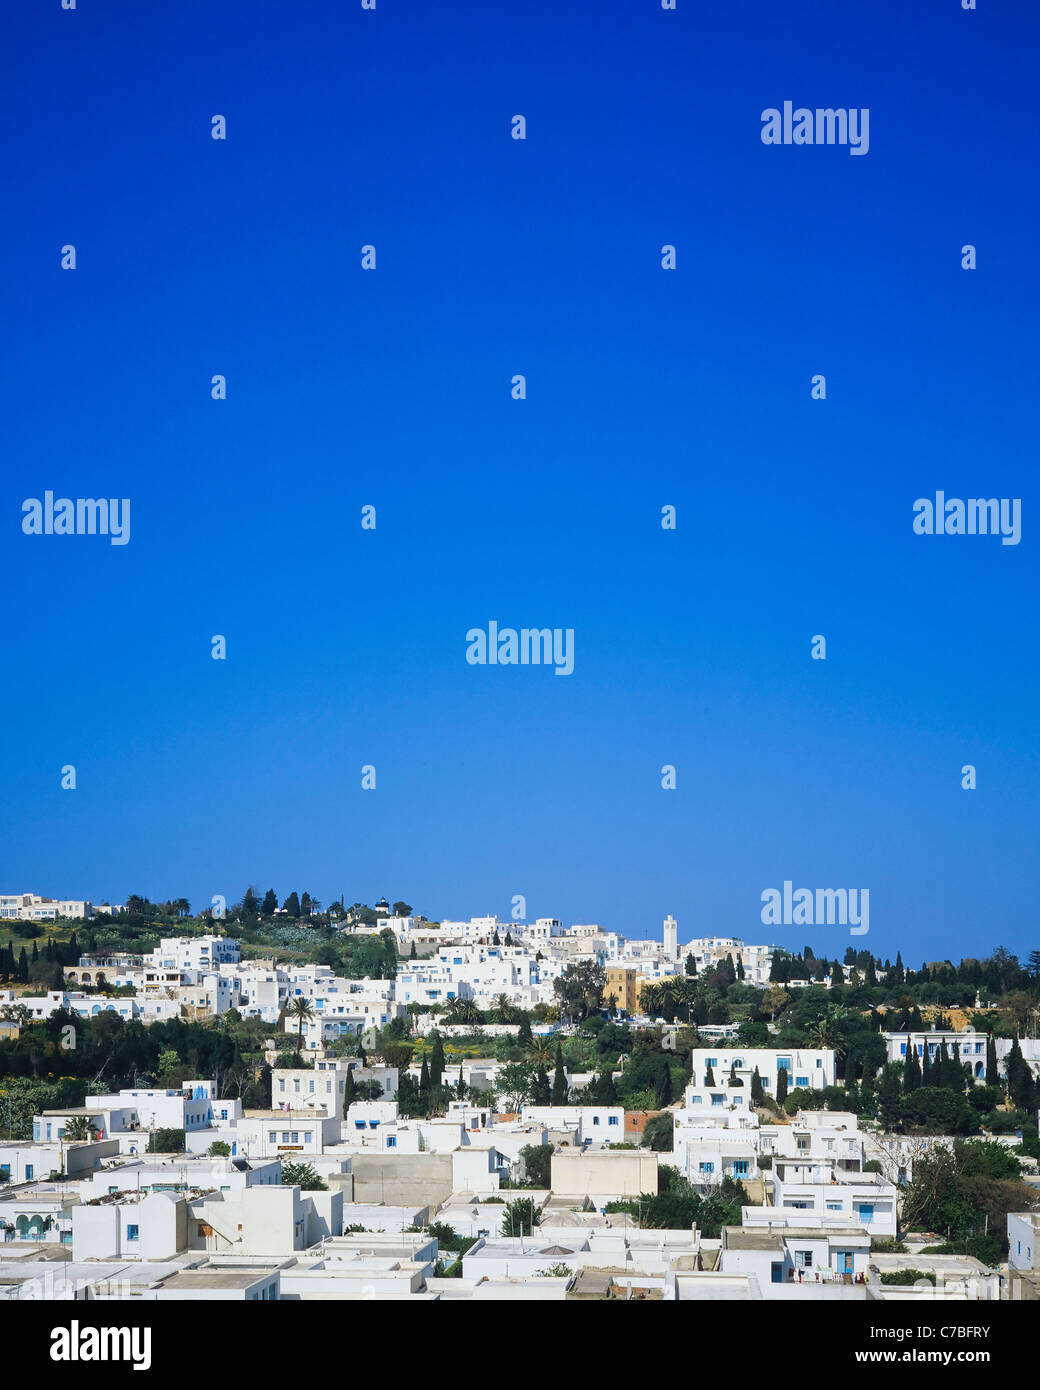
[{"xmin": 3, "ymin": 0, "xmax": 1037, "ymax": 965}]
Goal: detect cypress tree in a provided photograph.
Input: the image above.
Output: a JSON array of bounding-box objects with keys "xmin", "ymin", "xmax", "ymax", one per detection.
[
  {"xmin": 751, "ymin": 1066, "xmax": 764, "ymax": 1103},
  {"xmin": 704, "ymin": 1061, "xmax": 716, "ymax": 1087},
  {"xmin": 878, "ymin": 1067, "xmax": 902, "ymax": 1129},
  {"xmin": 775, "ymin": 1067, "xmax": 789, "ymax": 1107},
  {"xmin": 531, "ymin": 1067, "xmax": 551, "ymax": 1105},
  {"xmin": 932, "ymin": 1040, "xmax": 945, "ymax": 1088},
  {"xmin": 342, "ymin": 1066, "xmax": 356, "ymax": 1117},
  {"xmin": 1006, "ymin": 1038, "xmax": 1036, "ymax": 1110},
  {"xmin": 903, "ymin": 1044, "xmax": 921, "ymax": 1093},
  {"xmin": 921, "ymin": 1043, "xmax": 932, "ymax": 1087},
  {"xmin": 31, "ymin": 940, "xmax": 39, "ymax": 966},
  {"xmin": 457, "ymin": 1064, "xmax": 466, "ymax": 1099},
  {"xmin": 430, "ymin": 1033, "xmax": 445, "ymax": 1088},
  {"xmin": 655, "ymin": 1062, "xmax": 672, "ymax": 1108},
  {"xmin": 551, "ymin": 1042, "xmax": 568, "ymax": 1105},
  {"xmin": 985, "ymin": 1035, "xmax": 998, "ymax": 1087},
  {"xmin": 594, "ymin": 1070, "xmax": 617, "ymax": 1106},
  {"xmin": 17, "ymin": 947, "xmax": 29, "ymax": 983}
]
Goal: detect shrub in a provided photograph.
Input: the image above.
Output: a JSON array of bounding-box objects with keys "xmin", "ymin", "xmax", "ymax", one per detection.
[
  {"xmin": 880, "ymin": 1270, "xmax": 935, "ymax": 1286},
  {"xmin": 148, "ymin": 1127, "xmax": 185, "ymax": 1153}
]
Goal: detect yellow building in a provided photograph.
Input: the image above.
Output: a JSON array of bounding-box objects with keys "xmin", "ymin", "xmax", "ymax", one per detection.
[{"xmin": 605, "ymin": 967, "xmax": 640, "ymax": 1014}]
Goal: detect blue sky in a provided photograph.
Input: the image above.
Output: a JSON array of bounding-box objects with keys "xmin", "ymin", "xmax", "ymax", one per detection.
[{"xmin": 2, "ymin": 0, "xmax": 1037, "ymax": 965}]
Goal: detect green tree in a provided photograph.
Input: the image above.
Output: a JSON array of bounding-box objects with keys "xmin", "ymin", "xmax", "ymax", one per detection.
[
  {"xmin": 553, "ymin": 961, "xmax": 606, "ymax": 1023},
  {"xmin": 775, "ymin": 1067, "xmax": 789, "ymax": 1107},
  {"xmin": 1005, "ymin": 1037, "xmax": 1036, "ymax": 1110},
  {"xmin": 655, "ymin": 1061, "xmax": 673, "ymax": 1108},
  {"xmin": 642, "ymin": 1113, "xmax": 674, "ymax": 1152},
  {"xmin": 519, "ymin": 1143, "xmax": 552, "ymax": 1188},
  {"xmin": 430, "ymin": 1033, "xmax": 445, "ymax": 1088},
  {"xmin": 342, "ymin": 1066, "xmax": 357, "ymax": 1116},
  {"xmin": 279, "ymin": 1161, "xmax": 327, "ymax": 1191},
  {"xmin": 750, "ymin": 1066, "xmax": 764, "ymax": 1104},
  {"xmin": 903, "ymin": 1043, "xmax": 922, "ymax": 1093},
  {"xmin": 530, "ymin": 1066, "xmax": 551, "ymax": 1105},
  {"xmin": 63, "ymin": 1115, "xmax": 99, "ymax": 1143},
  {"xmin": 261, "ymin": 889, "xmax": 278, "ymax": 916},
  {"xmin": 148, "ymin": 1127, "xmax": 186, "ymax": 1153},
  {"xmin": 502, "ymin": 1197, "xmax": 538, "ymax": 1236},
  {"xmin": 208, "ymin": 1141, "xmax": 231, "ymax": 1157},
  {"xmin": 498, "ymin": 1063, "xmax": 534, "ymax": 1113},
  {"xmin": 878, "ymin": 1065, "xmax": 903, "ymax": 1130},
  {"xmin": 283, "ymin": 891, "xmax": 301, "ymax": 918},
  {"xmin": 551, "ymin": 1043, "xmax": 568, "ymax": 1105},
  {"xmin": 286, "ymin": 997, "xmax": 316, "ymax": 1055},
  {"xmin": 985, "ymin": 1034, "xmax": 999, "ymax": 1087}
]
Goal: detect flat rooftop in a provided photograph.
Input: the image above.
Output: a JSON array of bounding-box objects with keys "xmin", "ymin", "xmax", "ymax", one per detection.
[
  {"xmin": 159, "ymin": 1269, "xmax": 271, "ymax": 1290},
  {"xmin": 243, "ymin": 1109, "xmax": 331, "ymax": 1119},
  {"xmin": 724, "ymin": 1229, "xmax": 784, "ymax": 1252}
]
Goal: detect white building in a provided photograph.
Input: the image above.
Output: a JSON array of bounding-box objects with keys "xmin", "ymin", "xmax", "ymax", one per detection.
[
  {"xmin": 687, "ymin": 1047, "xmax": 836, "ymax": 1095},
  {"xmin": 0, "ymin": 893, "xmax": 93, "ymax": 921},
  {"xmin": 766, "ymin": 1158, "xmax": 897, "ymax": 1238},
  {"xmin": 1008, "ymin": 1212, "xmax": 1040, "ymax": 1271},
  {"xmin": 520, "ymin": 1106, "xmax": 625, "ymax": 1141}
]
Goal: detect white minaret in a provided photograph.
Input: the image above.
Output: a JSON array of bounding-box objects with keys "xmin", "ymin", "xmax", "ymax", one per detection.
[{"xmin": 663, "ymin": 914, "xmax": 678, "ymax": 964}]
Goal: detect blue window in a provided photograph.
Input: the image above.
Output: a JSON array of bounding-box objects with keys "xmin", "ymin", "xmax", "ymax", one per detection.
[
  {"xmin": 733, "ymin": 1161, "xmax": 749, "ymax": 1176},
  {"xmin": 386, "ymin": 1137, "xmax": 396, "ymax": 1149},
  {"xmin": 795, "ymin": 1076, "xmax": 808, "ymax": 1088},
  {"xmin": 368, "ymin": 1120, "xmax": 379, "ymax": 1129},
  {"xmin": 354, "ymin": 1121, "xmax": 366, "ymax": 1130},
  {"xmin": 857, "ymin": 1204, "xmax": 874, "ymax": 1222},
  {"xmin": 126, "ymin": 1225, "xmax": 139, "ymax": 1242},
  {"xmin": 25, "ymin": 1165, "xmax": 34, "ymax": 1180},
  {"xmin": 816, "ymin": 1058, "xmax": 822, "ymax": 1067},
  {"xmin": 608, "ymin": 1115, "xmax": 619, "ymax": 1126},
  {"xmin": 699, "ymin": 1162, "xmax": 715, "ymax": 1174},
  {"xmin": 711, "ymin": 1094, "xmax": 724, "ymax": 1106},
  {"xmin": 777, "ymin": 1057, "xmax": 791, "ymax": 1072},
  {"xmin": 899, "ymin": 1043, "xmax": 907, "ymax": 1056}
]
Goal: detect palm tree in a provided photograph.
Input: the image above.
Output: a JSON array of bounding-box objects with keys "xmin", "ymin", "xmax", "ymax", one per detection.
[
  {"xmin": 494, "ymin": 993, "xmax": 514, "ymax": 1023},
  {"xmin": 810, "ymin": 1005, "xmax": 852, "ymax": 1057},
  {"xmin": 286, "ymin": 997, "xmax": 316, "ymax": 1055},
  {"xmin": 63, "ymin": 1116, "xmax": 98, "ymax": 1143},
  {"xmin": 445, "ymin": 997, "xmax": 484, "ymax": 1026},
  {"xmin": 639, "ymin": 983, "xmax": 663, "ymax": 1018},
  {"xmin": 528, "ymin": 1041, "xmax": 553, "ymax": 1069}
]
